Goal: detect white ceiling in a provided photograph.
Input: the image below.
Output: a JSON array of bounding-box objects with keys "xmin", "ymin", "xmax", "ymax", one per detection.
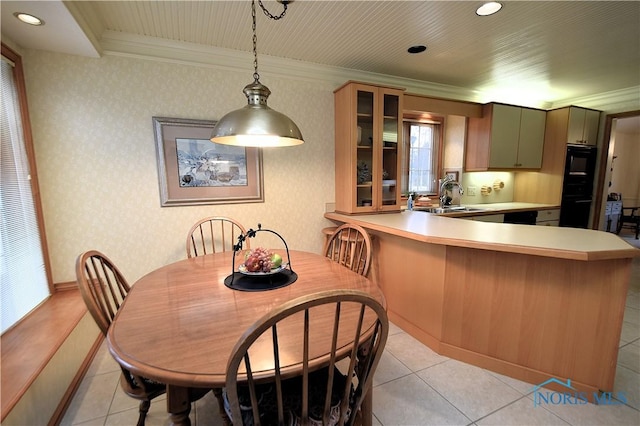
[{"xmin": 2, "ymin": 1, "xmax": 639, "ymax": 110}]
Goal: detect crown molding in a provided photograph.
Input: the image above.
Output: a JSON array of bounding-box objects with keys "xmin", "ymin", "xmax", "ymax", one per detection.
[
  {"xmin": 549, "ymin": 86, "xmax": 640, "ymax": 113},
  {"xmin": 99, "ymin": 32, "xmax": 482, "ymax": 101},
  {"xmin": 100, "ymin": 31, "xmax": 638, "ymax": 112}
]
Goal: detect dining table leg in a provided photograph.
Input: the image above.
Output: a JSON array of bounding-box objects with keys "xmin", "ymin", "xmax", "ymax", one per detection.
[{"xmin": 166, "ymin": 385, "xmax": 192, "ymax": 426}]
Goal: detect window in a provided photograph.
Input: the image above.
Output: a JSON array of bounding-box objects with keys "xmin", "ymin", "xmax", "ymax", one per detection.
[
  {"xmin": 1, "ymin": 44, "xmax": 51, "ymax": 334},
  {"xmin": 402, "ymin": 119, "xmax": 442, "ymax": 196}
]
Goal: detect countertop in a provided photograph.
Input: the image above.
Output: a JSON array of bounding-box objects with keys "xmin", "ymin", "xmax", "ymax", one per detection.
[{"xmin": 324, "ymin": 210, "xmax": 639, "ymax": 261}]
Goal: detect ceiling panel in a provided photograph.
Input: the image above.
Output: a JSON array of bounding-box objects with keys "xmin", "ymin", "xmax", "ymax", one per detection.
[{"xmin": 2, "ymin": 0, "xmax": 639, "ymax": 105}]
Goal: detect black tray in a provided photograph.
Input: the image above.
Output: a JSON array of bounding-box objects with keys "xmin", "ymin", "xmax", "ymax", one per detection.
[{"xmin": 224, "ymin": 269, "xmax": 297, "ymax": 292}]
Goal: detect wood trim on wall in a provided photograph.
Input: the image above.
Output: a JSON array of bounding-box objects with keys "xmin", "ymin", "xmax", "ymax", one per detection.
[
  {"xmin": 1, "ymin": 42, "xmax": 54, "ymax": 293},
  {"xmin": 404, "ymin": 93, "xmax": 483, "ymax": 118},
  {"xmin": 593, "ymin": 110, "xmax": 640, "ymax": 229},
  {"xmin": 0, "ymin": 290, "xmax": 89, "ymax": 421},
  {"xmin": 54, "ymin": 281, "xmax": 79, "ymax": 292}
]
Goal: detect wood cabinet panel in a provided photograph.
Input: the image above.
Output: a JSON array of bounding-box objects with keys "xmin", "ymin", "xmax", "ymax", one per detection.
[
  {"xmin": 334, "ymin": 81, "xmax": 405, "ymax": 214},
  {"xmin": 360, "ymin": 226, "xmax": 632, "ymax": 399},
  {"xmin": 370, "ymin": 231, "xmax": 446, "ymax": 343},
  {"xmin": 403, "ymin": 93, "xmax": 482, "ymax": 118},
  {"xmin": 514, "ymin": 108, "xmax": 569, "ymax": 204},
  {"xmin": 514, "ymin": 106, "xmax": 601, "ymax": 204}
]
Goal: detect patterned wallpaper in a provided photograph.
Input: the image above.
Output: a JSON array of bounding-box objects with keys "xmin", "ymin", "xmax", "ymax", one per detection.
[{"xmin": 23, "ymin": 51, "xmax": 338, "ymax": 284}]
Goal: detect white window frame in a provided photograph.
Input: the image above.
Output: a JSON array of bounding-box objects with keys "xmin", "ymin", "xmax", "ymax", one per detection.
[{"xmin": 402, "ymin": 119, "xmax": 442, "ymax": 196}]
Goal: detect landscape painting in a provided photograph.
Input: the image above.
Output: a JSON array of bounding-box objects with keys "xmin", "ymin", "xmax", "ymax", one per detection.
[
  {"xmin": 175, "ymin": 138, "xmax": 247, "ymax": 187},
  {"xmin": 153, "ymin": 117, "xmax": 263, "ymax": 206}
]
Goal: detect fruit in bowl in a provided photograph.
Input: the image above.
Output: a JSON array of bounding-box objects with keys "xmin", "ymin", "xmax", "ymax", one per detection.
[{"xmin": 243, "ymin": 248, "xmax": 283, "ymax": 273}]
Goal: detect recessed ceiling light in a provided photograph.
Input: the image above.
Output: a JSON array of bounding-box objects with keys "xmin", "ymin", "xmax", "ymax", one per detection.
[
  {"xmin": 476, "ymin": 2, "xmax": 503, "ymax": 16},
  {"xmin": 408, "ymin": 45, "xmax": 427, "ymax": 54},
  {"xmin": 13, "ymin": 12, "xmax": 45, "ymax": 26}
]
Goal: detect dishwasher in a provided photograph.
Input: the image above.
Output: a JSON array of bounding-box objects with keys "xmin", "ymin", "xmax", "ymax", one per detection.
[{"xmin": 503, "ymin": 210, "xmax": 538, "ymax": 225}]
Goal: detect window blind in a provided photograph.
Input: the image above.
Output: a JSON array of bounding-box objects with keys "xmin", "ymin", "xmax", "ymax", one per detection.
[{"xmin": 1, "ymin": 56, "xmax": 49, "ymax": 334}]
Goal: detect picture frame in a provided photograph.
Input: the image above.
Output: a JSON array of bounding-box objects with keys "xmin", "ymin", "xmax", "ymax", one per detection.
[
  {"xmin": 443, "ymin": 170, "xmax": 459, "ymax": 182},
  {"xmin": 153, "ymin": 117, "xmax": 264, "ymax": 206}
]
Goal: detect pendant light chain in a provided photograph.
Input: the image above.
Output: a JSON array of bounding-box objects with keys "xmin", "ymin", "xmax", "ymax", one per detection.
[
  {"xmin": 258, "ymin": 0, "xmax": 288, "ymax": 20},
  {"xmin": 211, "ymin": 0, "xmax": 303, "ymax": 147},
  {"xmin": 251, "ymin": 0, "xmax": 289, "ymax": 84},
  {"xmin": 251, "ymin": 0, "xmax": 259, "ymax": 83}
]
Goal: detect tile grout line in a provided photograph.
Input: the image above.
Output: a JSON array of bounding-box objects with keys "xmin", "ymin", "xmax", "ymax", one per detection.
[
  {"xmin": 411, "ymin": 362, "xmax": 475, "ymax": 425},
  {"xmin": 471, "ymin": 394, "xmax": 572, "ymax": 426}
]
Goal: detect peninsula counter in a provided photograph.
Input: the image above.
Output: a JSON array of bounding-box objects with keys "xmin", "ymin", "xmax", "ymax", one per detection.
[{"xmin": 325, "ymin": 210, "xmax": 639, "ymax": 399}]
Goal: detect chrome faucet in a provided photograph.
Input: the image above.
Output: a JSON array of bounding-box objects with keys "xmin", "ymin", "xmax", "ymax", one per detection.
[{"xmin": 439, "ymin": 175, "xmax": 464, "ymax": 208}]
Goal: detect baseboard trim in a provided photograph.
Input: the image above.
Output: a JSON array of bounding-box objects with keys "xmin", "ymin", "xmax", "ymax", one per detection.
[{"xmin": 54, "ymin": 281, "xmax": 78, "ymax": 292}]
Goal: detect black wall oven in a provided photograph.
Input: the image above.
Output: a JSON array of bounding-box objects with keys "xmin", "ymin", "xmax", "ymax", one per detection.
[{"xmin": 559, "ymin": 145, "xmax": 597, "ymax": 228}]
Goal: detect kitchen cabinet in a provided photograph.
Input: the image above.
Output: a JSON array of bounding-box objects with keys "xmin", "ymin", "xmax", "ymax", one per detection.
[
  {"xmin": 470, "ymin": 214, "xmax": 505, "ymax": 223},
  {"xmin": 465, "ymin": 103, "xmax": 546, "ymax": 171},
  {"xmin": 325, "ymin": 210, "xmax": 636, "ymax": 401},
  {"xmin": 334, "ymin": 81, "xmax": 404, "ymax": 214},
  {"xmin": 536, "ymin": 208, "xmax": 561, "ymax": 226},
  {"xmin": 567, "ymin": 106, "xmax": 601, "ymax": 146}
]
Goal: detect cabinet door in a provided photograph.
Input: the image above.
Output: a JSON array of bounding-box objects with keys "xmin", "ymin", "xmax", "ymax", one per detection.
[
  {"xmin": 567, "ymin": 107, "xmax": 586, "ymax": 144},
  {"xmin": 488, "ymin": 104, "xmax": 521, "ymax": 168},
  {"xmin": 378, "ymin": 90, "xmax": 402, "ymax": 211},
  {"xmin": 517, "ymin": 108, "xmax": 546, "ymax": 168},
  {"xmin": 583, "ymin": 109, "xmax": 600, "ymax": 145},
  {"xmin": 567, "ymin": 107, "xmax": 600, "ymax": 145},
  {"xmin": 472, "ymin": 214, "xmax": 505, "ymax": 223},
  {"xmin": 355, "ymin": 88, "xmax": 375, "ymax": 211}
]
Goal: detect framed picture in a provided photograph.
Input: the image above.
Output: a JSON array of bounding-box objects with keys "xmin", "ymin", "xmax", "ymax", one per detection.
[
  {"xmin": 153, "ymin": 117, "xmax": 263, "ymax": 206},
  {"xmin": 443, "ymin": 170, "xmax": 459, "ymax": 182}
]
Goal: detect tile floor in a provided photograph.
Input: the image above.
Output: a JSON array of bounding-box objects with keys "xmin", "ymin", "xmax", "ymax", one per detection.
[{"xmin": 62, "ymin": 256, "xmax": 640, "ymax": 426}]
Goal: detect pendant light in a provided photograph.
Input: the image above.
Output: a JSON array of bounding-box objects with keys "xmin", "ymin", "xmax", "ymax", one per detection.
[{"xmin": 211, "ymin": 0, "xmax": 304, "ymax": 147}]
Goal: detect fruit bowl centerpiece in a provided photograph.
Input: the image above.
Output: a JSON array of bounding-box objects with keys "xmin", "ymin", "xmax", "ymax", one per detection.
[
  {"xmin": 224, "ymin": 223, "xmax": 297, "ymax": 291},
  {"xmin": 239, "ymin": 247, "xmax": 287, "ymax": 275}
]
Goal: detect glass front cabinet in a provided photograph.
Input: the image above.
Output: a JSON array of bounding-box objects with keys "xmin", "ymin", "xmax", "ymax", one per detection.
[{"xmin": 334, "ymin": 82, "xmax": 404, "ymax": 214}]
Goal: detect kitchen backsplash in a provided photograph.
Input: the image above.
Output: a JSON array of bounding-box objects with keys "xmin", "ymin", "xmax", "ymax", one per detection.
[{"xmin": 460, "ymin": 171, "xmax": 515, "ymax": 204}]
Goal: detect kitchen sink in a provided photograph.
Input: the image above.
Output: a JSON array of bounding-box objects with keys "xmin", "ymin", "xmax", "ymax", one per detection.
[{"xmin": 414, "ymin": 206, "xmax": 487, "ymax": 214}]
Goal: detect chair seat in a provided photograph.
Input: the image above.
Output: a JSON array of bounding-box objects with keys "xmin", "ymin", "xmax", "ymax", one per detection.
[
  {"xmin": 223, "ymin": 366, "xmax": 351, "ymax": 426},
  {"xmin": 121, "ymin": 373, "xmax": 166, "ymax": 400},
  {"xmin": 225, "ymin": 290, "xmax": 388, "ymax": 426}
]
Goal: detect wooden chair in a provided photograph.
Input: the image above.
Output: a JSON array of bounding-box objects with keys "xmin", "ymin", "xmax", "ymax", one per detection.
[
  {"xmin": 186, "ymin": 216, "xmax": 248, "ymax": 258},
  {"xmin": 75, "ymin": 250, "xmax": 166, "ymax": 426},
  {"xmin": 224, "ymin": 289, "xmax": 389, "ymax": 426},
  {"xmin": 323, "ymin": 224, "xmax": 372, "ymax": 276},
  {"xmin": 617, "ymin": 205, "xmax": 640, "ymax": 239}
]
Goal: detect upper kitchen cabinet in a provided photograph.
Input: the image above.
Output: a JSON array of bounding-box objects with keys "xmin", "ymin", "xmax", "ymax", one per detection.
[
  {"xmin": 465, "ymin": 103, "xmax": 546, "ymax": 171},
  {"xmin": 334, "ymin": 82, "xmax": 405, "ymax": 214},
  {"xmin": 566, "ymin": 106, "xmax": 601, "ymax": 146}
]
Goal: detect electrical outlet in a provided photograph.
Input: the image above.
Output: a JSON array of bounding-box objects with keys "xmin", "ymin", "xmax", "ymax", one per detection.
[{"xmin": 467, "ymin": 186, "xmax": 477, "ymax": 196}]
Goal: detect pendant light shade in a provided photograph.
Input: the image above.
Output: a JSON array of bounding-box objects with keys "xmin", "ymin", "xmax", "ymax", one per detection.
[
  {"xmin": 211, "ymin": 81, "xmax": 304, "ymax": 147},
  {"xmin": 211, "ymin": 0, "xmax": 304, "ymax": 148}
]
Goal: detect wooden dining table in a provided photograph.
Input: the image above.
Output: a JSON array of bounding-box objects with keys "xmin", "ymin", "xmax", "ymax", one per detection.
[{"xmin": 106, "ymin": 249, "xmax": 385, "ymax": 425}]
